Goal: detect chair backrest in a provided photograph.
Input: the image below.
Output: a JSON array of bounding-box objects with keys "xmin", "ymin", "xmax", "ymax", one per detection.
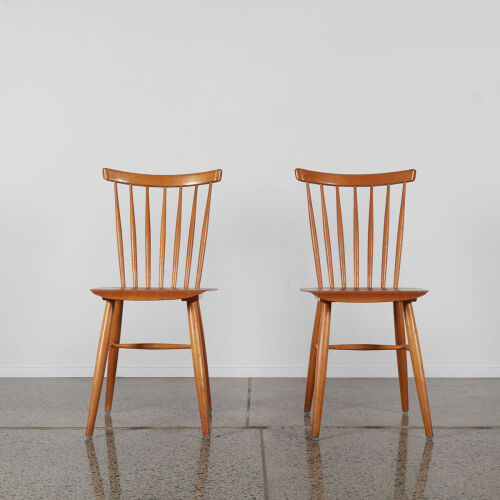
[
  {"xmin": 295, "ymin": 169, "xmax": 416, "ymax": 289},
  {"xmin": 103, "ymin": 168, "xmax": 222, "ymax": 289}
]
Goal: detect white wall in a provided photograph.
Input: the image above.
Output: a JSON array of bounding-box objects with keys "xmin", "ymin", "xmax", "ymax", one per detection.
[{"xmin": 1, "ymin": 1, "xmax": 500, "ymax": 377}]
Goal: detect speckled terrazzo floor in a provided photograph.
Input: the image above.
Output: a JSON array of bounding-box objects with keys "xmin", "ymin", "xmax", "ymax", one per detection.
[{"xmin": 1, "ymin": 378, "xmax": 500, "ymax": 499}]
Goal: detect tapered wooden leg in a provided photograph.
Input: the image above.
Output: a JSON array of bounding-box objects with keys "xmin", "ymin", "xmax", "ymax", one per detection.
[
  {"xmin": 304, "ymin": 301, "xmax": 322, "ymax": 413},
  {"xmin": 393, "ymin": 301, "xmax": 409, "ymax": 413},
  {"xmin": 403, "ymin": 302, "xmax": 433, "ymax": 439},
  {"xmin": 105, "ymin": 300, "xmax": 124, "ymax": 413},
  {"xmin": 195, "ymin": 300, "xmax": 212, "ymax": 414},
  {"xmin": 86, "ymin": 300, "xmax": 114, "ymax": 437},
  {"xmin": 311, "ymin": 301, "xmax": 331, "ymax": 440},
  {"xmin": 187, "ymin": 298, "xmax": 210, "ymax": 438}
]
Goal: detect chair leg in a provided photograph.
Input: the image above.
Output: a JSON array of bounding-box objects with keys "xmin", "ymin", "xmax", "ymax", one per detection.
[
  {"xmin": 187, "ymin": 297, "xmax": 210, "ymax": 438},
  {"xmin": 311, "ymin": 301, "xmax": 332, "ymax": 440},
  {"xmin": 105, "ymin": 300, "xmax": 124, "ymax": 413},
  {"xmin": 304, "ymin": 301, "xmax": 322, "ymax": 413},
  {"xmin": 393, "ymin": 301, "xmax": 409, "ymax": 413},
  {"xmin": 195, "ymin": 299, "xmax": 212, "ymax": 414},
  {"xmin": 86, "ymin": 300, "xmax": 114, "ymax": 438},
  {"xmin": 403, "ymin": 301, "xmax": 433, "ymax": 439}
]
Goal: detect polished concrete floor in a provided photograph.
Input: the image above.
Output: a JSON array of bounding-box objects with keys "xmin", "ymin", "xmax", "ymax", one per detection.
[{"xmin": 1, "ymin": 378, "xmax": 500, "ymax": 499}]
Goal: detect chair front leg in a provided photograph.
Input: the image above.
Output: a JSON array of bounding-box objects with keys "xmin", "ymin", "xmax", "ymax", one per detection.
[
  {"xmin": 393, "ymin": 301, "xmax": 409, "ymax": 413},
  {"xmin": 86, "ymin": 300, "xmax": 114, "ymax": 437},
  {"xmin": 187, "ymin": 297, "xmax": 210, "ymax": 438},
  {"xmin": 195, "ymin": 299, "xmax": 212, "ymax": 414},
  {"xmin": 311, "ymin": 300, "xmax": 332, "ymax": 440},
  {"xmin": 304, "ymin": 301, "xmax": 322, "ymax": 413},
  {"xmin": 105, "ymin": 300, "xmax": 124, "ymax": 413},
  {"xmin": 403, "ymin": 301, "xmax": 433, "ymax": 439}
]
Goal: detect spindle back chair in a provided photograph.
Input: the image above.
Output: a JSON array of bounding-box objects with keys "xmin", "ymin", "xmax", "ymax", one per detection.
[
  {"xmin": 296, "ymin": 168, "xmax": 432, "ymax": 440},
  {"xmin": 86, "ymin": 168, "xmax": 222, "ymax": 439}
]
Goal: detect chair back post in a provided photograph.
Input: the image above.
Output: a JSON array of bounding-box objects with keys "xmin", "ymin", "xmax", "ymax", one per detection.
[
  {"xmin": 295, "ymin": 169, "xmax": 416, "ymax": 289},
  {"xmin": 103, "ymin": 168, "xmax": 222, "ymax": 289}
]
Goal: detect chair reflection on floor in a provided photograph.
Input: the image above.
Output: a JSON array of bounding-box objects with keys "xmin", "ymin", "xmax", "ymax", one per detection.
[
  {"xmin": 394, "ymin": 414, "xmax": 433, "ymax": 499},
  {"xmin": 304, "ymin": 415, "xmax": 433, "ymax": 499},
  {"xmin": 85, "ymin": 416, "xmax": 210, "ymax": 499},
  {"xmin": 304, "ymin": 414, "xmax": 326, "ymax": 499}
]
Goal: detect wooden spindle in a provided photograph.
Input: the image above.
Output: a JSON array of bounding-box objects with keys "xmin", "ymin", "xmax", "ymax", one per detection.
[
  {"xmin": 159, "ymin": 187, "xmax": 166, "ymax": 287},
  {"xmin": 306, "ymin": 182, "xmax": 323, "ymax": 289},
  {"xmin": 336, "ymin": 186, "xmax": 346, "ymax": 289},
  {"xmin": 381, "ymin": 184, "xmax": 390, "ymax": 288},
  {"xmin": 184, "ymin": 185, "xmax": 198, "ymax": 288},
  {"xmin": 367, "ymin": 185, "xmax": 374, "ymax": 288},
  {"xmin": 172, "ymin": 187, "xmax": 183, "ymax": 288},
  {"xmin": 393, "ymin": 182, "xmax": 406, "ymax": 288},
  {"xmin": 129, "ymin": 184, "xmax": 138, "ymax": 288},
  {"xmin": 195, "ymin": 183, "xmax": 213, "ymax": 288},
  {"xmin": 353, "ymin": 187, "xmax": 359, "ymax": 289},
  {"xmin": 320, "ymin": 185, "xmax": 334, "ymax": 288},
  {"xmin": 113, "ymin": 182, "xmax": 125, "ymax": 288},
  {"xmin": 145, "ymin": 187, "xmax": 151, "ymax": 288}
]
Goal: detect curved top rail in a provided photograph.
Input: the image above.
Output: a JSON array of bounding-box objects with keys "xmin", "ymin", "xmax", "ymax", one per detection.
[
  {"xmin": 295, "ymin": 169, "xmax": 415, "ymax": 187},
  {"xmin": 103, "ymin": 168, "xmax": 222, "ymax": 187}
]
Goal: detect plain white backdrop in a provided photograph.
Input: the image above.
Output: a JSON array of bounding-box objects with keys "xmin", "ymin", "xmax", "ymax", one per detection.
[{"xmin": 1, "ymin": 1, "xmax": 500, "ymax": 377}]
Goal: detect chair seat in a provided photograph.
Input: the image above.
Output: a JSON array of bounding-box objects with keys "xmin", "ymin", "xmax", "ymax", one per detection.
[
  {"xmin": 301, "ymin": 287, "xmax": 427, "ymax": 303},
  {"xmin": 91, "ymin": 287, "xmax": 217, "ymax": 301}
]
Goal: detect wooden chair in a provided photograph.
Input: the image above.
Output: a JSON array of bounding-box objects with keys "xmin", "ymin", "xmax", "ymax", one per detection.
[
  {"xmin": 295, "ymin": 168, "xmax": 432, "ymax": 440},
  {"xmin": 85, "ymin": 168, "xmax": 222, "ymax": 439}
]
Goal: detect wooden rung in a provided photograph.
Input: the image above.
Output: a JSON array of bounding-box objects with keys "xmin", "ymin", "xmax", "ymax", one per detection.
[
  {"xmin": 110, "ymin": 343, "xmax": 191, "ymax": 350},
  {"xmin": 329, "ymin": 344, "xmax": 408, "ymax": 351}
]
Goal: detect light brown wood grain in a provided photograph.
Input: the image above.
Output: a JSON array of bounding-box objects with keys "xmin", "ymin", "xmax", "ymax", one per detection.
[
  {"xmin": 404, "ymin": 302, "xmax": 433, "ymax": 438},
  {"xmin": 184, "ymin": 185, "xmax": 198, "ymax": 288},
  {"xmin": 381, "ymin": 184, "xmax": 391, "ymax": 288},
  {"xmin": 187, "ymin": 298, "xmax": 210, "ymax": 437},
  {"xmin": 320, "ymin": 185, "xmax": 334, "ymax": 288},
  {"xmin": 353, "ymin": 186, "xmax": 359, "ymax": 289},
  {"xmin": 336, "ymin": 186, "xmax": 346, "ymax": 289},
  {"xmin": 368, "ymin": 185, "xmax": 374, "ymax": 289},
  {"xmin": 394, "ymin": 182, "xmax": 406, "ymax": 288},
  {"xmin": 329, "ymin": 344, "xmax": 407, "ymax": 350},
  {"xmin": 195, "ymin": 299, "xmax": 212, "ymax": 413},
  {"xmin": 91, "ymin": 287, "xmax": 216, "ymax": 301},
  {"xmin": 295, "ymin": 167, "xmax": 430, "ymax": 439},
  {"xmin": 393, "ymin": 301, "xmax": 409, "ymax": 412},
  {"xmin": 301, "ymin": 287, "xmax": 427, "ymax": 303},
  {"xmin": 311, "ymin": 300, "xmax": 331, "ymax": 439},
  {"xmin": 91, "ymin": 168, "xmax": 222, "ymax": 439},
  {"xmin": 159, "ymin": 187, "xmax": 167, "ymax": 287},
  {"xmin": 304, "ymin": 301, "xmax": 322, "ymax": 413},
  {"xmin": 306, "ymin": 182, "xmax": 323, "ymax": 289},
  {"xmin": 195, "ymin": 183, "xmax": 213, "ymax": 288},
  {"xmin": 111, "ymin": 343, "xmax": 191, "ymax": 349},
  {"xmin": 104, "ymin": 300, "xmax": 123, "ymax": 413},
  {"xmin": 103, "ymin": 168, "xmax": 222, "ymax": 187},
  {"xmin": 86, "ymin": 300, "xmax": 114, "ymax": 437},
  {"xmin": 145, "ymin": 187, "xmax": 151, "ymax": 288},
  {"xmin": 295, "ymin": 168, "xmax": 416, "ymax": 186},
  {"xmin": 114, "ymin": 183, "xmax": 126, "ymax": 288},
  {"xmin": 129, "ymin": 185, "xmax": 138, "ymax": 288},
  {"xmin": 171, "ymin": 187, "xmax": 183, "ymax": 288}
]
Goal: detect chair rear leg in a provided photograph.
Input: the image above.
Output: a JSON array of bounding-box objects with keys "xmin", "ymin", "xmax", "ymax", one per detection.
[
  {"xmin": 195, "ymin": 300, "xmax": 212, "ymax": 414},
  {"xmin": 105, "ymin": 300, "xmax": 124, "ymax": 413},
  {"xmin": 304, "ymin": 301, "xmax": 321, "ymax": 413},
  {"xmin": 311, "ymin": 301, "xmax": 332, "ymax": 440},
  {"xmin": 393, "ymin": 301, "xmax": 409, "ymax": 413},
  {"xmin": 86, "ymin": 300, "xmax": 114, "ymax": 438},
  {"xmin": 403, "ymin": 301, "xmax": 433, "ymax": 439},
  {"xmin": 187, "ymin": 298, "xmax": 210, "ymax": 438}
]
